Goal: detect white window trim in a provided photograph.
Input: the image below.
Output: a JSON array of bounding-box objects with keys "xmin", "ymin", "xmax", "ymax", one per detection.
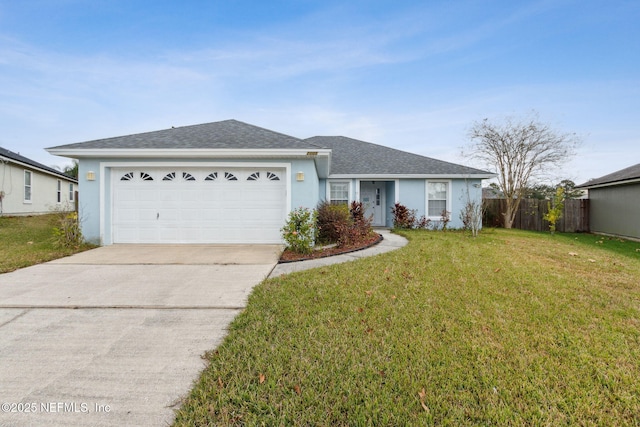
[
  {"xmin": 69, "ymin": 183, "xmax": 75, "ymax": 201},
  {"xmin": 425, "ymin": 180, "xmax": 451, "ymax": 219},
  {"xmin": 24, "ymin": 170, "xmax": 32, "ymax": 203},
  {"xmin": 57, "ymin": 180, "xmax": 62, "ymax": 204},
  {"xmin": 326, "ymin": 180, "xmax": 352, "ymax": 205}
]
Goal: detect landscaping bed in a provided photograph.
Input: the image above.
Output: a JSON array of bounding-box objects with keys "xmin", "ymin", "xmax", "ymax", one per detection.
[{"xmin": 279, "ymin": 232, "xmax": 383, "ymax": 263}]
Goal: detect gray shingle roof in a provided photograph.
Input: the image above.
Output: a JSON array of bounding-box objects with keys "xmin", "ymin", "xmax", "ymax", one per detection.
[
  {"xmin": 578, "ymin": 163, "xmax": 640, "ymax": 188},
  {"xmin": 305, "ymin": 136, "xmax": 492, "ymax": 176},
  {"xmin": 0, "ymin": 146, "xmax": 76, "ymax": 181},
  {"xmin": 48, "ymin": 119, "xmax": 315, "ymax": 150}
]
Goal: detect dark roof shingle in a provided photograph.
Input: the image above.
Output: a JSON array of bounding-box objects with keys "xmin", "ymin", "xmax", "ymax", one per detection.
[
  {"xmin": 305, "ymin": 136, "xmax": 491, "ymax": 176},
  {"xmin": 48, "ymin": 119, "xmax": 315, "ymax": 150},
  {"xmin": 0, "ymin": 146, "xmax": 76, "ymax": 181},
  {"xmin": 578, "ymin": 163, "xmax": 640, "ymax": 188}
]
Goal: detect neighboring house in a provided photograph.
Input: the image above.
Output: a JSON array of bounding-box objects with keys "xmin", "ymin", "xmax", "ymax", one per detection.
[
  {"xmin": 0, "ymin": 146, "xmax": 77, "ymax": 216},
  {"xmin": 47, "ymin": 120, "xmax": 493, "ymax": 245},
  {"xmin": 577, "ymin": 163, "xmax": 640, "ymax": 240}
]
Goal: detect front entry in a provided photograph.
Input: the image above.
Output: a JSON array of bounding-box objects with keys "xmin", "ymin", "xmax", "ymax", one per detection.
[{"xmin": 360, "ymin": 181, "xmax": 385, "ymax": 226}]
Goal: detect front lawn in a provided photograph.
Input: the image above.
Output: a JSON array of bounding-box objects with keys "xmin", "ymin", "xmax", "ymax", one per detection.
[
  {"xmin": 0, "ymin": 214, "xmax": 95, "ymax": 273},
  {"xmin": 174, "ymin": 229, "xmax": 640, "ymax": 426}
]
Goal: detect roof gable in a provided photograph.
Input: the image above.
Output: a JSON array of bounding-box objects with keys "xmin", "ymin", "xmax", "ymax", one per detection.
[
  {"xmin": 0, "ymin": 146, "xmax": 76, "ymax": 182},
  {"xmin": 305, "ymin": 136, "xmax": 492, "ymax": 177},
  {"xmin": 47, "ymin": 119, "xmax": 316, "ymax": 150},
  {"xmin": 578, "ymin": 163, "xmax": 640, "ymax": 188}
]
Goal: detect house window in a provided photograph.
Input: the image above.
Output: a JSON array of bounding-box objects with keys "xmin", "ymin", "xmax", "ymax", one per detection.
[
  {"xmin": 57, "ymin": 180, "xmax": 62, "ymax": 203},
  {"xmin": 329, "ymin": 182, "xmax": 349, "ymax": 205},
  {"xmin": 69, "ymin": 183, "xmax": 74, "ymax": 201},
  {"xmin": 24, "ymin": 170, "xmax": 32, "ymax": 202},
  {"xmin": 427, "ymin": 181, "xmax": 448, "ymax": 217}
]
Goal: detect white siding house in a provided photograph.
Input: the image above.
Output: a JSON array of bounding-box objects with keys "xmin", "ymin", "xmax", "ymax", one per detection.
[{"xmin": 0, "ymin": 147, "xmax": 77, "ymax": 216}]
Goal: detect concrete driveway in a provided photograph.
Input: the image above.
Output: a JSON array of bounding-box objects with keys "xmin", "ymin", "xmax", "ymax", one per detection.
[{"xmin": 0, "ymin": 244, "xmax": 281, "ymax": 427}]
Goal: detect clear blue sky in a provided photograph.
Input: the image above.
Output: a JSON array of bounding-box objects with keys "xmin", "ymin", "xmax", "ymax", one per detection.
[{"xmin": 1, "ymin": 0, "xmax": 638, "ymax": 184}]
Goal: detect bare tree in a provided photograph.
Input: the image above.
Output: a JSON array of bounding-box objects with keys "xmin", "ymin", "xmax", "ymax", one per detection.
[{"xmin": 465, "ymin": 113, "xmax": 580, "ymax": 228}]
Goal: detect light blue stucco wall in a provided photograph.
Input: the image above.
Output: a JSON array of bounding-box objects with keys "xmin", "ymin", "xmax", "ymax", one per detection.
[
  {"xmin": 78, "ymin": 157, "xmax": 318, "ymax": 245},
  {"xmin": 318, "ymin": 178, "xmax": 484, "ymax": 229},
  {"xmin": 384, "ymin": 181, "xmax": 396, "ymax": 227},
  {"xmin": 451, "ymin": 179, "xmax": 483, "ymax": 229},
  {"xmin": 398, "ymin": 179, "xmax": 426, "ymax": 218},
  {"xmin": 77, "ymin": 159, "xmax": 102, "ymax": 244},
  {"xmin": 396, "ymin": 178, "xmax": 483, "ymax": 229},
  {"xmin": 80, "ymin": 159, "xmax": 485, "ymax": 245},
  {"xmin": 290, "ymin": 159, "xmax": 319, "ymax": 210}
]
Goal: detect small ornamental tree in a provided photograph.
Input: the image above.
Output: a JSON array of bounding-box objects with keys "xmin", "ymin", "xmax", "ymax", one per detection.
[
  {"xmin": 281, "ymin": 207, "xmax": 317, "ymax": 254},
  {"xmin": 465, "ymin": 112, "xmax": 579, "ymax": 228},
  {"xmin": 543, "ymin": 187, "xmax": 565, "ymax": 234}
]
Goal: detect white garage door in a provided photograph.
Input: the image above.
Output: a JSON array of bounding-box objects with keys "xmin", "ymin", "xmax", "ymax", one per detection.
[{"xmin": 112, "ymin": 167, "xmax": 287, "ymax": 244}]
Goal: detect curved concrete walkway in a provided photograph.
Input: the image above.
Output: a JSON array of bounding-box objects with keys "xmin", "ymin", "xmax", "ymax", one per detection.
[{"xmin": 269, "ymin": 229, "xmax": 408, "ymax": 278}]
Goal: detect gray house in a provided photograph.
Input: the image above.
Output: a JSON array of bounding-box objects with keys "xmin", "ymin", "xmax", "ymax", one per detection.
[
  {"xmin": 47, "ymin": 120, "xmax": 493, "ymax": 245},
  {"xmin": 0, "ymin": 146, "xmax": 77, "ymax": 216},
  {"xmin": 578, "ymin": 163, "xmax": 640, "ymax": 240}
]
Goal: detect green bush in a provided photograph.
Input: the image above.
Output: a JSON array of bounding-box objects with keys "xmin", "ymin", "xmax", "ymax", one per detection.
[{"xmin": 281, "ymin": 207, "xmax": 317, "ymax": 254}]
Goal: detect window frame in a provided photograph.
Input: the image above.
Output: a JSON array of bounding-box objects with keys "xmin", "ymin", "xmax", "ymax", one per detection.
[
  {"xmin": 56, "ymin": 180, "xmax": 62, "ymax": 203},
  {"xmin": 426, "ymin": 180, "xmax": 451, "ymax": 219},
  {"xmin": 327, "ymin": 180, "xmax": 351, "ymax": 205},
  {"xmin": 69, "ymin": 183, "xmax": 74, "ymax": 201},
  {"xmin": 24, "ymin": 170, "xmax": 32, "ymax": 203}
]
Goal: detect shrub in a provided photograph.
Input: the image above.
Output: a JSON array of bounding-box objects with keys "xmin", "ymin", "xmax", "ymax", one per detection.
[
  {"xmin": 319, "ymin": 201, "xmax": 375, "ymax": 248},
  {"xmin": 341, "ymin": 201, "xmax": 374, "ymax": 246},
  {"xmin": 391, "ymin": 202, "xmax": 416, "ymax": 229},
  {"xmin": 281, "ymin": 207, "xmax": 317, "ymax": 254},
  {"xmin": 460, "ymin": 200, "xmax": 483, "ymax": 237},
  {"xmin": 440, "ymin": 210, "xmax": 451, "ymax": 231},
  {"xmin": 543, "ymin": 187, "xmax": 565, "ymax": 234},
  {"xmin": 316, "ymin": 201, "xmax": 349, "ymax": 244},
  {"xmin": 416, "ymin": 215, "xmax": 431, "ymax": 229},
  {"xmin": 52, "ymin": 211, "xmax": 84, "ymax": 248}
]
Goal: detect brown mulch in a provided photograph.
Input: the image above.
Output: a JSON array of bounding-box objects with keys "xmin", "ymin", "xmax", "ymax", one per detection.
[{"xmin": 279, "ymin": 233, "xmax": 383, "ymax": 263}]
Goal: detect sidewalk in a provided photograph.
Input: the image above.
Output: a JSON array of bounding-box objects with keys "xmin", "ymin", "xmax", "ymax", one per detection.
[{"xmin": 268, "ymin": 229, "xmax": 408, "ymax": 278}]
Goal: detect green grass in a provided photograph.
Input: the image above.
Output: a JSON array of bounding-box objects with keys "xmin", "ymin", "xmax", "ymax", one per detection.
[
  {"xmin": 0, "ymin": 214, "xmax": 95, "ymax": 273},
  {"xmin": 174, "ymin": 229, "xmax": 640, "ymax": 426}
]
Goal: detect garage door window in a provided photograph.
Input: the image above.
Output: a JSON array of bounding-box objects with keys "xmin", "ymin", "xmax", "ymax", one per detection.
[
  {"xmin": 224, "ymin": 172, "xmax": 238, "ymax": 181},
  {"xmin": 205, "ymin": 172, "xmax": 218, "ymax": 181}
]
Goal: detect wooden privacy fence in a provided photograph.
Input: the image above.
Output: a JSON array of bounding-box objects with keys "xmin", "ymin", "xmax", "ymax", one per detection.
[{"xmin": 483, "ymin": 198, "xmax": 590, "ymax": 232}]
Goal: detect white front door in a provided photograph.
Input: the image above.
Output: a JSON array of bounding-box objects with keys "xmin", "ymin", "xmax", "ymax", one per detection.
[{"xmin": 360, "ymin": 182, "xmax": 384, "ymax": 226}]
